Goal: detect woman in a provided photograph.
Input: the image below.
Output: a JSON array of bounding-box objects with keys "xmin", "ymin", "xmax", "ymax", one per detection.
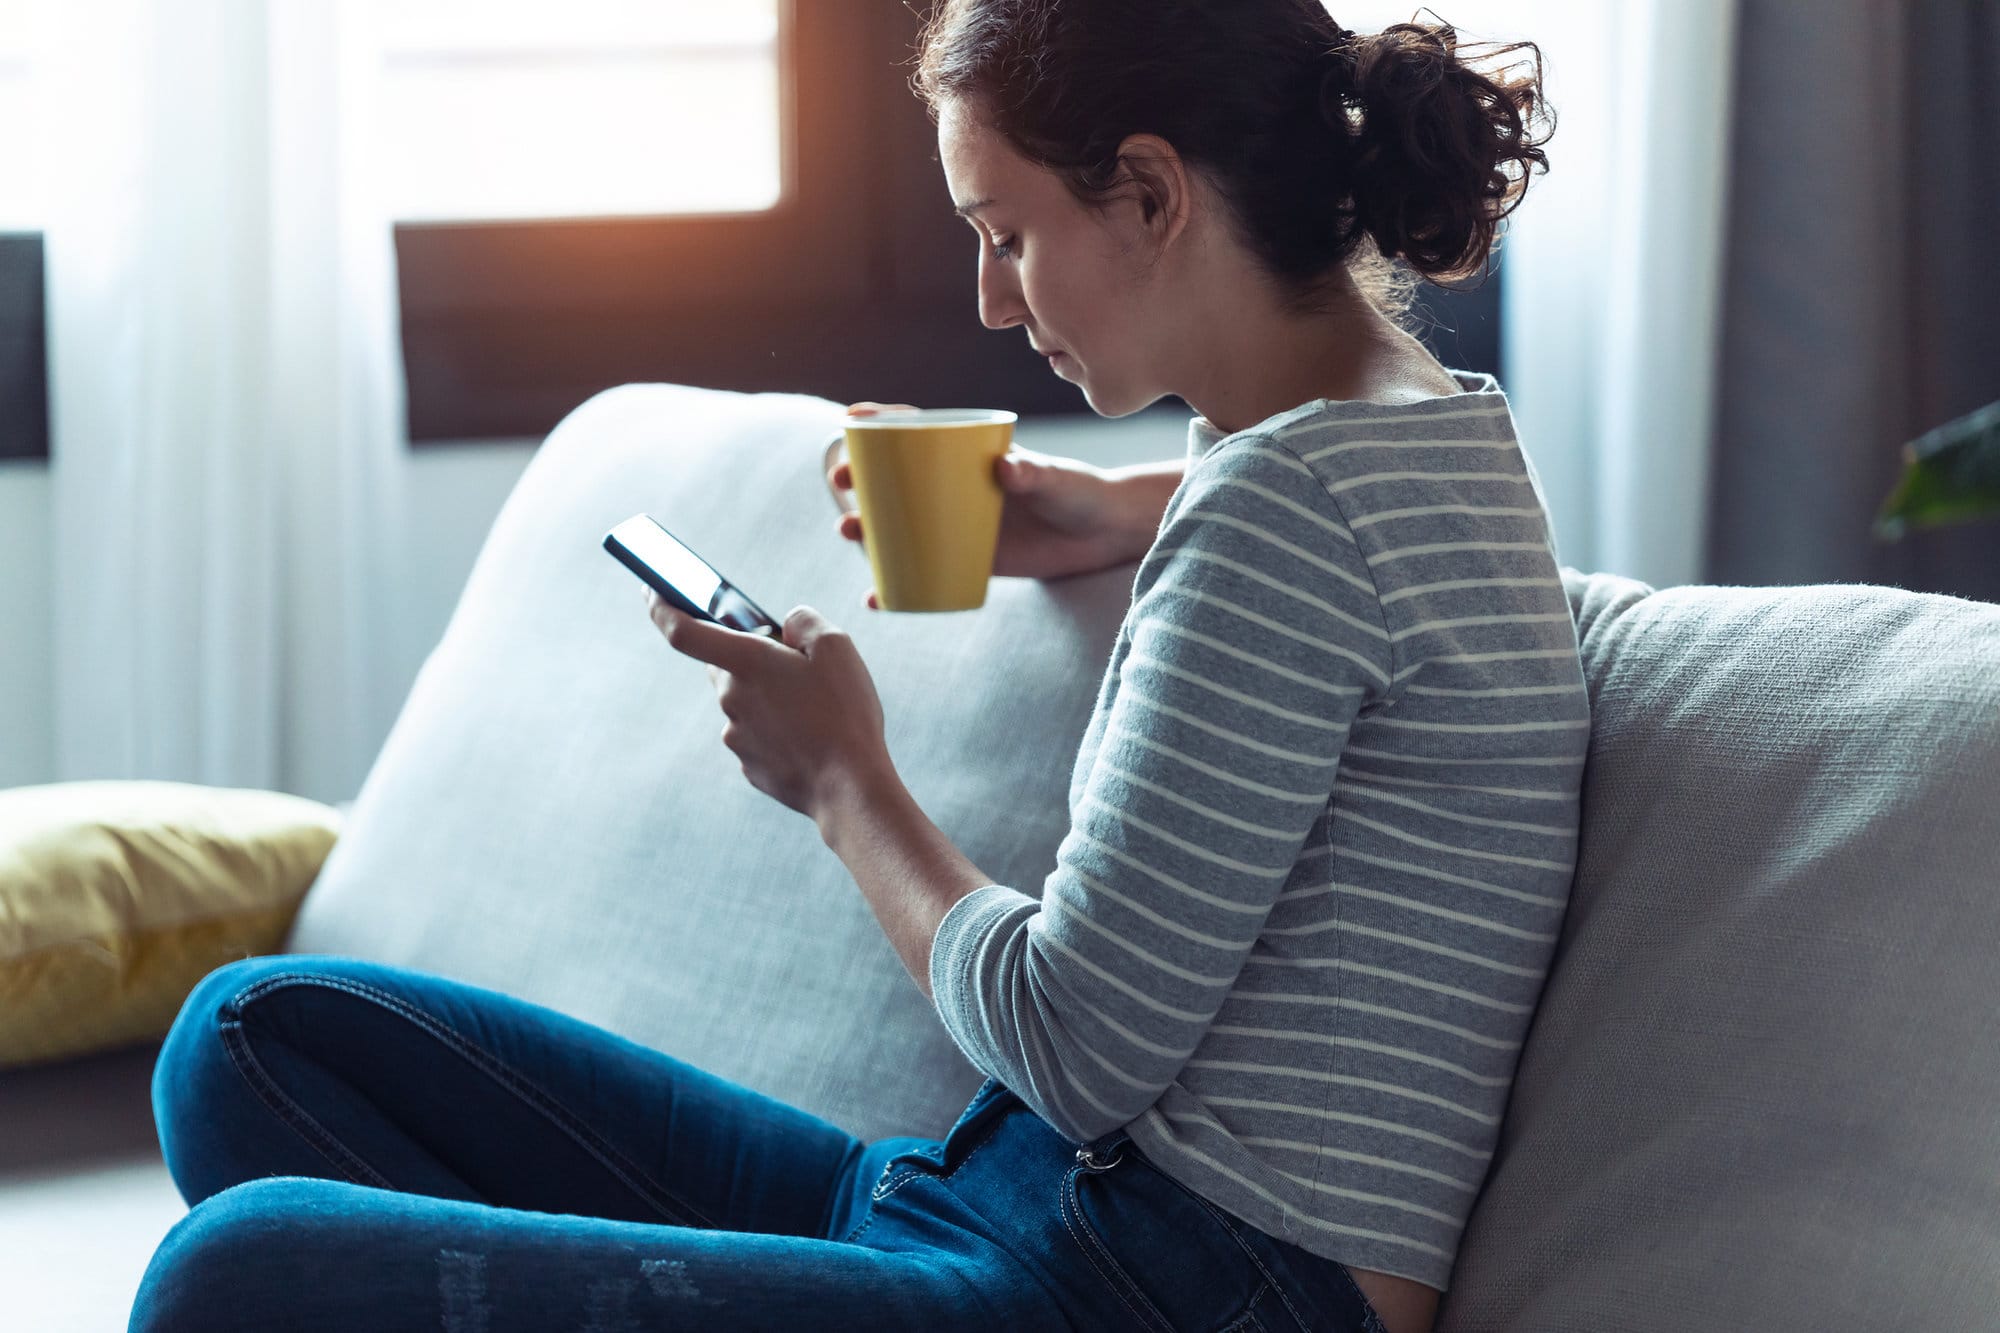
[{"xmin": 132, "ymin": 3, "xmax": 1572, "ymax": 1330}]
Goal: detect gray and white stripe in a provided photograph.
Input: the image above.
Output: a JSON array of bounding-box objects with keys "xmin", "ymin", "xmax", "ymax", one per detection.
[{"xmin": 929, "ymin": 373, "xmax": 1586, "ymax": 1292}]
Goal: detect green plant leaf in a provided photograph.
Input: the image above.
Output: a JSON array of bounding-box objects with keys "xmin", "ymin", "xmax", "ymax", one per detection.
[{"xmin": 1874, "ymin": 398, "xmax": 2000, "ymax": 541}]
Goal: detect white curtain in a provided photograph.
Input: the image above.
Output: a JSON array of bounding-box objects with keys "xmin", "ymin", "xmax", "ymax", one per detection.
[
  {"xmin": 36, "ymin": 0, "xmax": 408, "ymax": 805},
  {"xmin": 1498, "ymin": 0, "xmax": 1739, "ymax": 590}
]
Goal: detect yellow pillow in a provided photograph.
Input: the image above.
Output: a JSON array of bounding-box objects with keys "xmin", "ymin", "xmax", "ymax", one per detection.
[{"xmin": 0, "ymin": 781, "xmax": 342, "ymax": 1068}]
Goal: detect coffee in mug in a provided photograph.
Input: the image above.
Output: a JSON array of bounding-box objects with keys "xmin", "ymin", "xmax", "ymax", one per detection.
[{"xmin": 822, "ymin": 409, "xmax": 1017, "ymax": 611}]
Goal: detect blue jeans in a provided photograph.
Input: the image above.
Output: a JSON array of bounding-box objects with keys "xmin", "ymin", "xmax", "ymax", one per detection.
[{"xmin": 132, "ymin": 955, "xmax": 1389, "ymax": 1332}]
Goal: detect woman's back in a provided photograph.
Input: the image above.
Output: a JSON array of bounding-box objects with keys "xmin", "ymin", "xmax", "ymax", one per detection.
[{"xmin": 931, "ymin": 371, "xmax": 1587, "ymax": 1294}]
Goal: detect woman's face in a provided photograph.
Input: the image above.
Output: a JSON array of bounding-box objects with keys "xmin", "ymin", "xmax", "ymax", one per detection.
[{"xmin": 937, "ymin": 98, "xmax": 1175, "ymax": 417}]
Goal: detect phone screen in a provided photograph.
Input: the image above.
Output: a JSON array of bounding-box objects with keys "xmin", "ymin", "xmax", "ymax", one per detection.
[{"xmin": 606, "ymin": 516, "xmax": 780, "ymax": 636}]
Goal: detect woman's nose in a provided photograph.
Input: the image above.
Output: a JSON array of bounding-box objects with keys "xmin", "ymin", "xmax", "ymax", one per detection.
[
  {"xmin": 978, "ymin": 299, "xmax": 1023, "ymax": 332},
  {"xmin": 977, "ymin": 258, "xmax": 1026, "ymax": 331},
  {"xmin": 979, "ymin": 293, "xmax": 1029, "ymax": 332}
]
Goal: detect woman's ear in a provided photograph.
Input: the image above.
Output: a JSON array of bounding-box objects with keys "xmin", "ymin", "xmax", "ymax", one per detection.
[{"xmin": 1113, "ymin": 133, "xmax": 1193, "ymax": 254}]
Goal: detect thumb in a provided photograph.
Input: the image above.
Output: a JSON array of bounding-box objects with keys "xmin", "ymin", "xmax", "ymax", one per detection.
[
  {"xmin": 1000, "ymin": 451, "xmax": 1041, "ymax": 490},
  {"xmin": 782, "ymin": 605, "xmax": 837, "ymax": 652}
]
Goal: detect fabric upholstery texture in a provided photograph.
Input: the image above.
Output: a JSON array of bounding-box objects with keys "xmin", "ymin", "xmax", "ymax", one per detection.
[
  {"xmin": 289, "ymin": 385, "xmax": 1137, "ymax": 1143},
  {"xmin": 1436, "ymin": 570, "xmax": 2000, "ymax": 1330},
  {"xmin": 292, "ymin": 384, "xmax": 2000, "ymax": 1326},
  {"xmin": 0, "ymin": 781, "xmax": 339, "ymax": 1067}
]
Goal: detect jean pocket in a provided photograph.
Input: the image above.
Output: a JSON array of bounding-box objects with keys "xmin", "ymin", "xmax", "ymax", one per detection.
[
  {"xmin": 1069, "ymin": 1149, "xmax": 1391, "ymax": 1333},
  {"xmin": 1060, "ymin": 1145, "xmax": 1283, "ymax": 1333}
]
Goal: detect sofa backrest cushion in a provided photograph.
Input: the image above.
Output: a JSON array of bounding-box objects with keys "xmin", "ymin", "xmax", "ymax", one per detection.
[
  {"xmin": 294, "ymin": 381, "xmax": 2000, "ymax": 1327},
  {"xmin": 289, "ymin": 385, "xmax": 1135, "ymax": 1142},
  {"xmin": 1438, "ymin": 569, "xmax": 2000, "ymax": 1330}
]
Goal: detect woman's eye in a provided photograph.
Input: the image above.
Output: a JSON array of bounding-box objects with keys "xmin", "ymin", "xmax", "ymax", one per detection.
[{"xmin": 988, "ymin": 237, "xmax": 1014, "ymax": 261}]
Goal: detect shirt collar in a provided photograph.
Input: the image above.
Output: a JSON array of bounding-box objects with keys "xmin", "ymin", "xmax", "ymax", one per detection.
[{"xmin": 1186, "ymin": 370, "xmax": 1505, "ymax": 463}]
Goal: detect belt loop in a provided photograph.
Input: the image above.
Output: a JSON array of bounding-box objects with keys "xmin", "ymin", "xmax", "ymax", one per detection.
[{"xmin": 1075, "ymin": 1127, "xmax": 1131, "ymax": 1171}]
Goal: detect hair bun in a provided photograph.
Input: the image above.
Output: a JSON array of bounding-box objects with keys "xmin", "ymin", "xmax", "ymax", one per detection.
[
  {"xmin": 1317, "ymin": 19, "xmax": 1553, "ymax": 283},
  {"xmin": 1315, "ymin": 25, "xmax": 1363, "ymax": 115}
]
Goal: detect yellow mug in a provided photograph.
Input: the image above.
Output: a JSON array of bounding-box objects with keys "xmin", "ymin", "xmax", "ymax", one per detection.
[{"xmin": 821, "ymin": 408, "xmax": 1018, "ymax": 611}]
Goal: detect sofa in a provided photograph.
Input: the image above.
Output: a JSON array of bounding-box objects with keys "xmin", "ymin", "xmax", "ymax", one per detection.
[{"xmin": 6, "ymin": 383, "xmax": 1998, "ymax": 1331}]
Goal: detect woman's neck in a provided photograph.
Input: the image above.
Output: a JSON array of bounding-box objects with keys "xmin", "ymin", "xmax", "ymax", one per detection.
[{"xmin": 1180, "ymin": 288, "xmax": 1446, "ymax": 435}]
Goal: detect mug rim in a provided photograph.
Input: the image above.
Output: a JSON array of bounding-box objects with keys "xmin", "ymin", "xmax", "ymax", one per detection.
[{"xmin": 846, "ymin": 408, "xmax": 1017, "ymax": 428}]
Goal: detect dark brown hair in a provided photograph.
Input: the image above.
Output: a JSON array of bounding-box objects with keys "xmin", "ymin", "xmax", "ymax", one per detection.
[{"xmin": 911, "ymin": 1, "xmax": 1554, "ymax": 325}]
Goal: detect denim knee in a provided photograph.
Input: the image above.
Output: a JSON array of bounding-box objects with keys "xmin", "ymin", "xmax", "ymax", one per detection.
[
  {"xmin": 129, "ymin": 1176, "xmax": 337, "ymax": 1332},
  {"xmin": 151, "ymin": 955, "xmax": 334, "ymax": 1206},
  {"xmin": 153, "ymin": 958, "xmax": 290, "ymax": 1113}
]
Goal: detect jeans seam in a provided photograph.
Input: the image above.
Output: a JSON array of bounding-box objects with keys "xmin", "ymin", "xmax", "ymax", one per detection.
[
  {"xmin": 1221, "ymin": 1287, "xmax": 1272, "ymax": 1333},
  {"xmin": 838, "ymin": 1210, "xmax": 877, "ymax": 1246},
  {"xmin": 225, "ymin": 971, "xmax": 717, "ymax": 1229},
  {"xmin": 220, "ymin": 1015, "xmax": 396, "ymax": 1191},
  {"xmin": 1136, "ymin": 1157, "xmax": 1332, "ymax": 1333},
  {"xmin": 872, "ymin": 1112, "xmax": 1008, "ymax": 1203},
  {"xmin": 1059, "ymin": 1163, "xmax": 1176, "ymax": 1333},
  {"xmin": 936, "ymin": 1116, "xmax": 1007, "ymax": 1183}
]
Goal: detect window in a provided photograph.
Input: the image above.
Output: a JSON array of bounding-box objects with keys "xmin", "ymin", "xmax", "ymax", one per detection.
[
  {"xmin": 395, "ymin": 0, "xmax": 923, "ymax": 443},
  {"xmin": 380, "ymin": 2, "xmax": 784, "ymax": 223},
  {"xmin": 402, "ymin": 2, "xmax": 1506, "ymax": 444}
]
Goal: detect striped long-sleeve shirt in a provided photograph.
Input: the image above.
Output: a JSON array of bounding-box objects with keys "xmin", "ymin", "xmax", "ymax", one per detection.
[{"xmin": 927, "ymin": 370, "xmax": 1588, "ymax": 1291}]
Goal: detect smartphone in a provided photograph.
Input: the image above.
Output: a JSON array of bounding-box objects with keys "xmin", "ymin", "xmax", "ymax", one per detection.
[{"xmin": 603, "ymin": 514, "xmax": 783, "ymax": 638}]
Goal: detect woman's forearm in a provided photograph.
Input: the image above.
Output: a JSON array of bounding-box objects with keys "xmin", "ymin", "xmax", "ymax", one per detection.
[
  {"xmin": 1102, "ymin": 458, "xmax": 1187, "ymax": 564},
  {"xmin": 816, "ymin": 762, "xmax": 995, "ymax": 1003}
]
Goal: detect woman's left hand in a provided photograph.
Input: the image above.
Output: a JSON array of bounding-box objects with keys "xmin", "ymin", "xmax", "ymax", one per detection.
[{"xmin": 645, "ymin": 589, "xmax": 893, "ymax": 822}]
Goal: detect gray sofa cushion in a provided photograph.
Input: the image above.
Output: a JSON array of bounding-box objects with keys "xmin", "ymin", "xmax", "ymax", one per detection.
[
  {"xmin": 290, "ymin": 384, "xmax": 1135, "ymax": 1142},
  {"xmin": 295, "ymin": 383, "xmax": 2000, "ymax": 1328},
  {"xmin": 1437, "ymin": 571, "xmax": 2000, "ymax": 1330}
]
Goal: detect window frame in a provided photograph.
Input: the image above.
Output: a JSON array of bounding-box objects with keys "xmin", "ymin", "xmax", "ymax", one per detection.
[
  {"xmin": 396, "ymin": 0, "xmax": 1504, "ymax": 445},
  {"xmin": 398, "ymin": 0, "xmax": 903, "ymax": 442},
  {"xmin": 0, "ymin": 232, "xmax": 47, "ymax": 463}
]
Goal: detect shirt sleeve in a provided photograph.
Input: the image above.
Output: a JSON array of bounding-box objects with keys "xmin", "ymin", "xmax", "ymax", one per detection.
[{"xmin": 927, "ymin": 439, "xmax": 1394, "ymax": 1142}]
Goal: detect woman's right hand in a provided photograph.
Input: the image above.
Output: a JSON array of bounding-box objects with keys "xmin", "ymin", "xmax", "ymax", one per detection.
[{"xmin": 830, "ymin": 403, "xmax": 1140, "ymax": 604}]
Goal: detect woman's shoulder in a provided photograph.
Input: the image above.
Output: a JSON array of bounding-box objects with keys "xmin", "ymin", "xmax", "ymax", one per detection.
[{"xmin": 1174, "ymin": 369, "xmax": 1520, "ymax": 535}]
